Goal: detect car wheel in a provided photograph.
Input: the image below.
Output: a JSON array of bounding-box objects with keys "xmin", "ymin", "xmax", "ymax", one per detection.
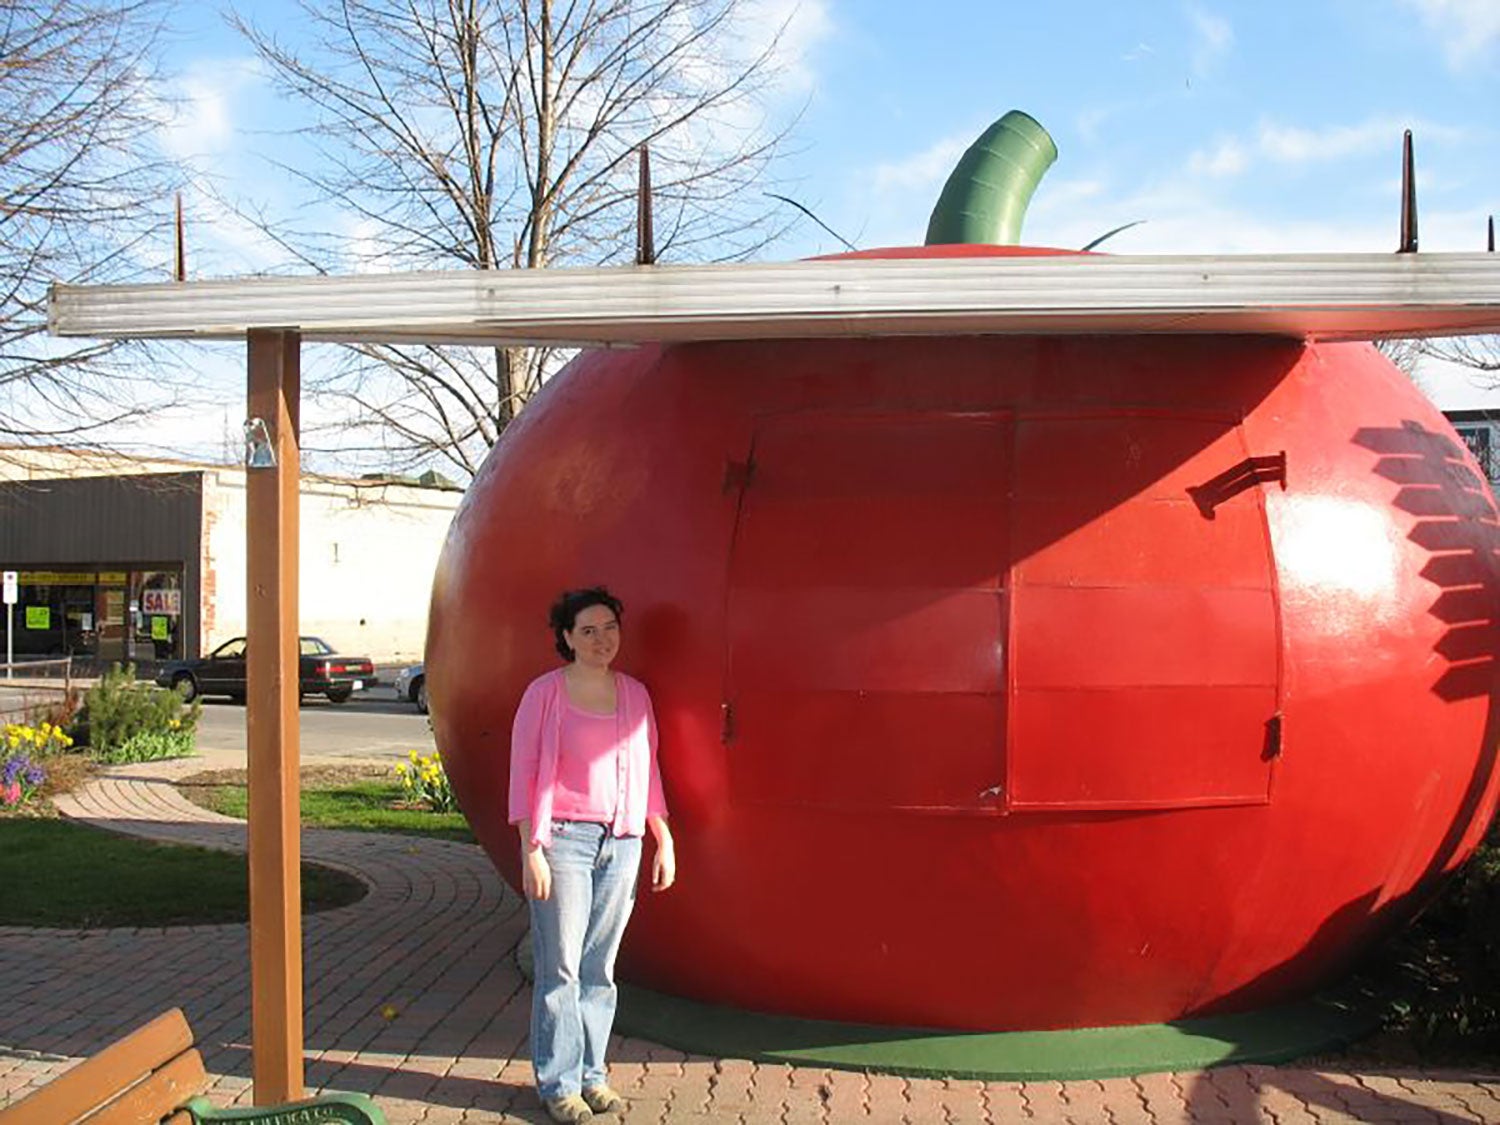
[
  {"xmin": 415, "ymin": 677, "xmax": 429, "ymax": 715},
  {"xmin": 172, "ymin": 672, "xmax": 198, "ymax": 702},
  {"xmin": 326, "ymin": 687, "xmax": 353, "ymax": 704}
]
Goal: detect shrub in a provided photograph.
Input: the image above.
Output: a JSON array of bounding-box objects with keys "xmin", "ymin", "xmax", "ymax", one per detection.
[
  {"xmin": 78, "ymin": 664, "xmax": 201, "ymax": 763},
  {"xmin": 93, "ymin": 729, "xmax": 197, "ymax": 766},
  {"xmin": 1369, "ymin": 822, "xmax": 1500, "ymax": 1057},
  {"xmin": 395, "ymin": 750, "xmax": 456, "ymax": 812}
]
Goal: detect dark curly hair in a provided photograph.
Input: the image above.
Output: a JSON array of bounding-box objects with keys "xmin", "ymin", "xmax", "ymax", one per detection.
[{"xmin": 548, "ymin": 586, "xmax": 624, "ymax": 661}]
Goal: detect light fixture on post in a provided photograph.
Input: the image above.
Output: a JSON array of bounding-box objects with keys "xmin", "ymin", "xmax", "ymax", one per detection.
[{"xmin": 244, "ymin": 417, "xmax": 277, "ymax": 469}]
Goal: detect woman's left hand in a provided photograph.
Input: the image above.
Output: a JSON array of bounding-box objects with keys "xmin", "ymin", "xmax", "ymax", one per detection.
[
  {"xmin": 652, "ymin": 838, "xmax": 676, "ymax": 892},
  {"xmin": 648, "ymin": 817, "xmax": 676, "ymax": 892}
]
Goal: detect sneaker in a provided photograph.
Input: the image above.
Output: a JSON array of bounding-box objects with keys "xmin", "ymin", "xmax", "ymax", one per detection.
[
  {"xmin": 582, "ymin": 1085, "xmax": 627, "ymax": 1114},
  {"xmin": 542, "ymin": 1094, "xmax": 594, "ymax": 1123}
]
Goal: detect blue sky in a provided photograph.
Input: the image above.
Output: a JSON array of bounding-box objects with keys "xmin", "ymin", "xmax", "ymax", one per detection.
[
  {"xmin": 140, "ymin": 0, "xmax": 1500, "ymax": 459},
  {"xmin": 801, "ymin": 2, "xmax": 1497, "ymax": 261}
]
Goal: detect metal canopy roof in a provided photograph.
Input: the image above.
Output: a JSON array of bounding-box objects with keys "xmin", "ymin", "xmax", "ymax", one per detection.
[{"xmin": 48, "ymin": 251, "xmax": 1500, "ymax": 347}]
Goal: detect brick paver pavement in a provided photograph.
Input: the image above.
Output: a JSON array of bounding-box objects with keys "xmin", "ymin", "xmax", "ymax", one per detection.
[{"xmin": 2, "ymin": 757, "xmax": 1496, "ymax": 1123}]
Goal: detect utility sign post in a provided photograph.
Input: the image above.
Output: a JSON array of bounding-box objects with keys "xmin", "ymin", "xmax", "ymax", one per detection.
[{"xmin": 3, "ymin": 571, "xmax": 16, "ymax": 678}]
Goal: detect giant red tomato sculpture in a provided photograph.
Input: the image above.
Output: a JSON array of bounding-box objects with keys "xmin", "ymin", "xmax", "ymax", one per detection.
[{"xmin": 427, "ymin": 116, "xmax": 1500, "ymax": 1033}]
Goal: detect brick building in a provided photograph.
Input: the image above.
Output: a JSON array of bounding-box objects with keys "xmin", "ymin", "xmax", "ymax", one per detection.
[{"xmin": 0, "ymin": 447, "xmax": 462, "ymax": 665}]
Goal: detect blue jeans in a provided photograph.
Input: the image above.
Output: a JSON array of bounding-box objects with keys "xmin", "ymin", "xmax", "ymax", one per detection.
[{"xmin": 528, "ymin": 820, "xmax": 642, "ymax": 1100}]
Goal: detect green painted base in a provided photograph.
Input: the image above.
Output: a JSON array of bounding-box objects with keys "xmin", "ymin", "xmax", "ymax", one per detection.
[{"xmin": 516, "ymin": 941, "xmax": 1380, "ymax": 1081}]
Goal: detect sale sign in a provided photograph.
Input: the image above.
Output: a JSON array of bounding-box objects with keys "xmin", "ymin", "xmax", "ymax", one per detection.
[{"xmin": 142, "ymin": 589, "xmax": 181, "ymax": 615}]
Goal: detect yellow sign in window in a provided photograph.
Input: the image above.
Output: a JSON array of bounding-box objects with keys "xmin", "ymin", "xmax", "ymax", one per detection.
[
  {"xmin": 151, "ymin": 616, "xmax": 169, "ymax": 641},
  {"xmin": 25, "ymin": 606, "xmax": 50, "ymax": 630}
]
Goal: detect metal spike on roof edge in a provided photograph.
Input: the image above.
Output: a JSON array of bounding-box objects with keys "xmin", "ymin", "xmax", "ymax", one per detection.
[
  {"xmin": 1398, "ymin": 130, "xmax": 1418, "ymax": 254},
  {"xmin": 636, "ymin": 144, "xmax": 655, "ymax": 266},
  {"xmin": 174, "ymin": 192, "xmax": 186, "ymax": 282}
]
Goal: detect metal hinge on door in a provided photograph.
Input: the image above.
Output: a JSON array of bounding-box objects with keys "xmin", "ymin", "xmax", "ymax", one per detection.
[{"xmin": 1264, "ymin": 712, "xmax": 1284, "ymax": 760}]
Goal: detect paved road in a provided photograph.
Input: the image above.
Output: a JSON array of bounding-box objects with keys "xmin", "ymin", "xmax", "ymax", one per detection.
[{"xmin": 193, "ymin": 684, "xmax": 436, "ymax": 759}]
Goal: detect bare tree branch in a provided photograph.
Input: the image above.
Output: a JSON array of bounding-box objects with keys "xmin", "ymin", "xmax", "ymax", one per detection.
[
  {"xmin": 1, "ymin": 0, "xmax": 185, "ymax": 445},
  {"xmin": 1375, "ymin": 338, "xmax": 1425, "ymax": 379},
  {"xmin": 231, "ymin": 0, "xmax": 806, "ymax": 479},
  {"xmin": 1424, "ymin": 337, "xmax": 1500, "ymax": 376}
]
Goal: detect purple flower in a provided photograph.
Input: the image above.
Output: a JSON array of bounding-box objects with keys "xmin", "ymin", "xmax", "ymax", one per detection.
[{"xmin": 2, "ymin": 754, "xmax": 41, "ymax": 789}]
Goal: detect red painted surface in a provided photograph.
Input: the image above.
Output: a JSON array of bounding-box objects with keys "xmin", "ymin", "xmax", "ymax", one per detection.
[{"xmin": 427, "ymin": 244, "xmax": 1500, "ymax": 1032}]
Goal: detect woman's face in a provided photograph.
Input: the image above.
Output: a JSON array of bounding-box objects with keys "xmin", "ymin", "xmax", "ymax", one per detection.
[{"xmin": 565, "ymin": 603, "xmax": 621, "ymax": 670}]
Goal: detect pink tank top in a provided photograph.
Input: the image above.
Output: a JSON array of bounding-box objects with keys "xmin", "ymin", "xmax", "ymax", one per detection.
[{"xmin": 550, "ymin": 697, "xmax": 625, "ymax": 823}]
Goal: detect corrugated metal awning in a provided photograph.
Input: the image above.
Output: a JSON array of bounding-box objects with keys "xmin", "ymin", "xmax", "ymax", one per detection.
[{"xmin": 48, "ymin": 251, "xmax": 1500, "ymax": 347}]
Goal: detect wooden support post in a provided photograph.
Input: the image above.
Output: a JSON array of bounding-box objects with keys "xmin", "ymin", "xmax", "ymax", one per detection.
[{"xmin": 245, "ymin": 329, "xmax": 304, "ymax": 1104}]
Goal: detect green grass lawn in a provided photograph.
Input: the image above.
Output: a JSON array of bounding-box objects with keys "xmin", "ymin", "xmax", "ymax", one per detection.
[
  {"xmin": 180, "ymin": 772, "xmax": 476, "ymax": 844},
  {"xmin": 0, "ymin": 819, "xmax": 367, "ymax": 927}
]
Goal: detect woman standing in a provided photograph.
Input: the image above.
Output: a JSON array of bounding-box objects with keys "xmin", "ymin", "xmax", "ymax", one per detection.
[{"xmin": 508, "ymin": 587, "xmax": 675, "ymax": 1124}]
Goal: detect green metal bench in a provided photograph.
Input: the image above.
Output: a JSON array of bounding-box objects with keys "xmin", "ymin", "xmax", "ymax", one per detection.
[{"xmin": 0, "ymin": 1008, "xmax": 384, "ymax": 1124}]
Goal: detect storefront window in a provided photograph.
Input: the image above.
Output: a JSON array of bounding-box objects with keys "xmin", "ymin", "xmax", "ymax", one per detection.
[
  {"xmin": 0, "ymin": 567, "xmax": 184, "ymax": 663},
  {"xmin": 7, "ymin": 572, "xmax": 96, "ymax": 657}
]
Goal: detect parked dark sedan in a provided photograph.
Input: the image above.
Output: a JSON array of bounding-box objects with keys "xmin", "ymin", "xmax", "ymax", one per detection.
[{"xmin": 154, "ymin": 636, "xmax": 376, "ymax": 704}]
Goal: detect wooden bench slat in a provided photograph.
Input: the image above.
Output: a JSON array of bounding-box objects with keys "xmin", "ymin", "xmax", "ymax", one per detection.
[
  {"xmin": 2, "ymin": 1006, "xmax": 388, "ymax": 1125},
  {"xmin": 80, "ymin": 1048, "xmax": 206, "ymax": 1125},
  {"xmin": 0, "ymin": 1009, "xmax": 195, "ymax": 1125}
]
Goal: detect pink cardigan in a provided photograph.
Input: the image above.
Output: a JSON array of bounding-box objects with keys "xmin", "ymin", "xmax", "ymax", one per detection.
[{"xmin": 508, "ymin": 668, "xmax": 668, "ymax": 848}]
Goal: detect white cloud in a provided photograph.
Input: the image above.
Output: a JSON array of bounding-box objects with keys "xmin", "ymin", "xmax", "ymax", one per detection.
[
  {"xmin": 178, "ymin": 190, "xmax": 309, "ymax": 277},
  {"xmin": 1184, "ymin": 115, "xmax": 1467, "ymax": 179},
  {"xmin": 745, "ymin": 0, "xmax": 834, "ymax": 93},
  {"xmin": 1075, "ymin": 106, "xmax": 1116, "ymax": 146},
  {"xmin": 1031, "ymin": 178, "xmax": 1105, "ymax": 211},
  {"xmin": 1188, "ymin": 139, "xmax": 1248, "ymax": 177},
  {"xmin": 871, "ymin": 134, "xmax": 972, "ymax": 195},
  {"xmin": 1026, "ymin": 166, "xmax": 1493, "ymax": 257},
  {"xmin": 345, "ymin": 215, "xmax": 397, "ymax": 275},
  {"xmin": 1186, "ymin": 5, "xmax": 1233, "ymax": 75},
  {"xmin": 1401, "ymin": 0, "xmax": 1500, "ymax": 67},
  {"xmin": 627, "ymin": 0, "xmax": 833, "ymax": 206},
  {"xmin": 1258, "ymin": 118, "xmax": 1410, "ymax": 163},
  {"xmin": 833, "ymin": 127, "xmax": 979, "ymax": 250},
  {"xmin": 1031, "ymin": 194, "xmax": 1392, "ymax": 256},
  {"xmin": 157, "ymin": 57, "xmax": 264, "ymax": 164},
  {"xmin": 667, "ymin": 0, "xmax": 831, "ymax": 105},
  {"xmin": 845, "ymin": 105, "xmax": 1480, "ymax": 261}
]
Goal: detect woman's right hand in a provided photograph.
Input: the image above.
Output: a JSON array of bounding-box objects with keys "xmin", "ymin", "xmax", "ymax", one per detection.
[{"xmin": 522, "ymin": 845, "xmax": 551, "ymax": 901}]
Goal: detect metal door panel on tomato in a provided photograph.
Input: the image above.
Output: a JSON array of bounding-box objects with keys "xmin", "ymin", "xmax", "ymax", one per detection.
[
  {"xmin": 726, "ymin": 412, "xmax": 1010, "ymax": 812},
  {"xmin": 1007, "ymin": 414, "xmax": 1280, "ymax": 810}
]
